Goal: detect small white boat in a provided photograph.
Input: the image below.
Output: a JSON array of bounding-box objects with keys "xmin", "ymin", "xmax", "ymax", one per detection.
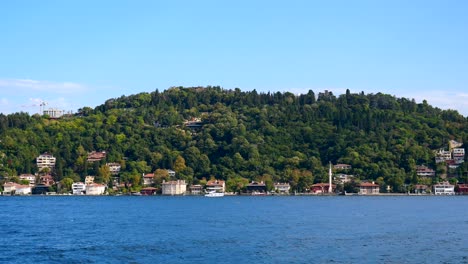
[{"xmin": 204, "ymin": 191, "xmax": 225, "ymax": 197}]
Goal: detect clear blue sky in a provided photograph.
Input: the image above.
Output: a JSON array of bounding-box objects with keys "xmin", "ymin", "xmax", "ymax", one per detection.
[{"xmin": 1, "ymin": 0, "xmax": 467, "ymax": 115}]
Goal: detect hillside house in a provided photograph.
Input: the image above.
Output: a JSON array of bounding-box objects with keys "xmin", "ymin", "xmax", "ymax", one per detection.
[
  {"xmin": 36, "ymin": 153, "xmax": 56, "ymax": 171},
  {"xmin": 416, "ymin": 165, "xmax": 435, "ymax": 177},
  {"xmin": 435, "ymin": 149, "xmax": 452, "ymax": 163},
  {"xmin": 87, "ymin": 151, "xmax": 107, "ymax": 163},
  {"xmin": 39, "ymin": 175, "xmax": 55, "ymax": 186},
  {"xmin": 143, "ymin": 173, "xmax": 155, "ymax": 186},
  {"xmin": 19, "ymin": 174, "xmax": 36, "ymax": 187},
  {"xmin": 106, "ymin": 163, "xmax": 121, "ymax": 175}
]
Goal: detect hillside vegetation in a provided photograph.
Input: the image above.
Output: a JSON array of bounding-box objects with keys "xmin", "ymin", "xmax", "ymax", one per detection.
[{"xmin": 0, "ymin": 87, "xmax": 467, "ymax": 192}]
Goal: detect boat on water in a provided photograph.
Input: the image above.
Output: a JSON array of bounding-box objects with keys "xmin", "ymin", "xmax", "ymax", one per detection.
[{"xmin": 204, "ymin": 191, "xmax": 225, "ymax": 197}]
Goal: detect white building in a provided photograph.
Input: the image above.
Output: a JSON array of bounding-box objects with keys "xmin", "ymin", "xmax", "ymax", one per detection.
[
  {"xmin": 15, "ymin": 185, "xmax": 32, "ymax": 195},
  {"xmin": 433, "ymin": 182, "xmax": 455, "ymax": 195},
  {"xmin": 274, "ymin": 183, "xmax": 290, "ymax": 194},
  {"xmin": 43, "ymin": 108, "xmax": 64, "ymax": 118},
  {"xmin": 2, "ymin": 182, "xmax": 31, "ymax": 195},
  {"xmin": 3, "ymin": 182, "xmax": 17, "ymax": 195},
  {"xmin": 86, "ymin": 183, "xmax": 106, "ymax": 195},
  {"xmin": 162, "ymin": 180, "xmax": 186, "ymax": 195},
  {"xmin": 72, "ymin": 182, "xmax": 86, "ymax": 195},
  {"xmin": 36, "ymin": 153, "xmax": 56, "ymax": 171},
  {"xmin": 106, "ymin": 163, "xmax": 121, "ymax": 175},
  {"xmin": 452, "ymin": 148, "xmax": 465, "ymax": 163},
  {"xmin": 19, "ymin": 174, "xmax": 36, "ymax": 187},
  {"xmin": 359, "ymin": 182, "xmax": 380, "ymax": 195}
]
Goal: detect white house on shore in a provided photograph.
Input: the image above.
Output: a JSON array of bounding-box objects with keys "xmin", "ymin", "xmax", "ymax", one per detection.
[
  {"xmin": 2, "ymin": 182, "xmax": 31, "ymax": 195},
  {"xmin": 358, "ymin": 182, "xmax": 380, "ymax": 195},
  {"xmin": 433, "ymin": 182, "xmax": 455, "ymax": 195},
  {"xmin": 86, "ymin": 183, "xmax": 106, "ymax": 195},
  {"xmin": 72, "ymin": 182, "xmax": 86, "ymax": 195}
]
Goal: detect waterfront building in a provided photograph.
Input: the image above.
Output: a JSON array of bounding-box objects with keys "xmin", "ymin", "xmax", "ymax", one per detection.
[
  {"xmin": 36, "ymin": 153, "xmax": 56, "ymax": 171},
  {"xmin": 72, "ymin": 182, "xmax": 86, "ymax": 195},
  {"xmin": 19, "ymin": 174, "xmax": 36, "ymax": 187},
  {"xmin": 3, "ymin": 182, "xmax": 17, "ymax": 195},
  {"xmin": 143, "ymin": 173, "xmax": 155, "ymax": 186},
  {"xmin": 140, "ymin": 187, "xmax": 157, "ymax": 195},
  {"xmin": 32, "ymin": 184, "xmax": 50, "ymax": 195},
  {"xmin": 456, "ymin": 184, "xmax": 468, "ymax": 194},
  {"xmin": 433, "ymin": 182, "xmax": 455, "ymax": 195},
  {"xmin": 162, "ymin": 180, "xmax": 186, "ymax": 195},
  {"xmin": 245, "ymin": 181, "xmax": 267, "ymax": 194},
  {"xmin": 15, "ymin": 184, "xmax": 32, "ymax": 195},
  {"xmin": 274, "ymin": 183, "xmax": 290, "ymax": 194},
  {"xmin": 189, "ymin": 184, "xmax": 203, "ymax": 195},
  {"xmin": 86, "ymin": 183, "xmax": 106, "ymax": 195},
  {"xmin": 310, "ymin": 183, "xmax": 336, "ymax": 194},
  {"xmin": 358, "ymin": 182, "xmax": 380, "ymax": 195},
  {"xmin": 206, "ymin": 180, "xmax": 225, "ymax": 193},
  {"xmin": 414, "ymin": 184, "xmax": 429, "ymax": 194}
]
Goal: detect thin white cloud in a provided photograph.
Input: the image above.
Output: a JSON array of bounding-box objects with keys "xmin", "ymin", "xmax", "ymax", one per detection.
[
  {"xmin": 0, "ymin": 78, "xmax": 87, "ymax": 94},
  {"xmin": 0, "ymin": 78, "xmax": 91, "ymax": 115},
  {"xmin": 401, "ymin": 90, "xmax": 468, "ymax": 116}
]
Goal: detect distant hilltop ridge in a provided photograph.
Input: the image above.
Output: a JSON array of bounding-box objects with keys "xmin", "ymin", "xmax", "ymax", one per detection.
[{"xmin": 0, "ymin": 87, "xmax": 466, "ymax": 195}]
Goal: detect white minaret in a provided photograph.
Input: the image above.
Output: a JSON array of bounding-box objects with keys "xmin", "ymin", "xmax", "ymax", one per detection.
[{"xmin": 328, "ymin": 162, "xmax": 333, "ymax": 193}]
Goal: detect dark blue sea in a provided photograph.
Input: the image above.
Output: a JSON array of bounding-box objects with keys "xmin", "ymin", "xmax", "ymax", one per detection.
[{"xmin": 0, "ymin": 196, "xmax": 467, "ymax": 264}]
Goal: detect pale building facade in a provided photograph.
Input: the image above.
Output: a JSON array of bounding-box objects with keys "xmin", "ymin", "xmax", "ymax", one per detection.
[{"xmin": 162, "ymin": 180, "xmax": 186, "ymax": 195}]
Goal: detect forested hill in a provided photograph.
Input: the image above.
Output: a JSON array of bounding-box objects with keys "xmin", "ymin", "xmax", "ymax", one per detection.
[{"xmin": 0, "ymin": 86, "xmax": 467, "ymax": 192}]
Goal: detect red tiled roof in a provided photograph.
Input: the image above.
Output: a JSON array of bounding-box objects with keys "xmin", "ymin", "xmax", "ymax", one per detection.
[{"xmin": 207, "ymin": 180, "xmax": 225, "ymax": 186}]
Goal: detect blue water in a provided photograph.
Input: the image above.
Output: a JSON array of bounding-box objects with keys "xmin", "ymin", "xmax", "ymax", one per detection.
[{"xmin": 0, "ymin": 196, "xmax": 467, "ymax": 264}]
